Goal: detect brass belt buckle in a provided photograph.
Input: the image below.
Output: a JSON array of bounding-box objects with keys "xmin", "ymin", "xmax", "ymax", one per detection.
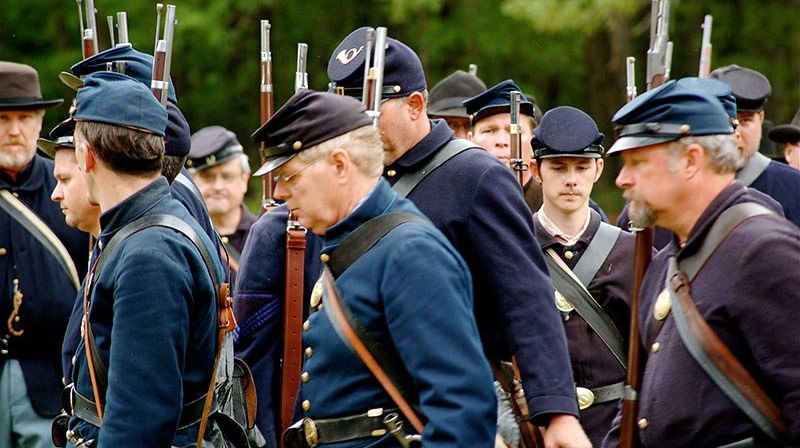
[
  {"xmin": 576, "ymin": 386, "xmax": 595, "ymax": 410},
  {"xmin": 303, "ymin": 417, "xmax": 318, "ymax": 447}
]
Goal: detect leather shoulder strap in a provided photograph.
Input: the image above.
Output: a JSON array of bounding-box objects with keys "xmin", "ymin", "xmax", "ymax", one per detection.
[
  {"xmin": 392, "ymin": 138, "xmax": 476, "ymax": 198},
  {"xmin": 545, "ymin": 249, "xmax": 627, "ymax": 368},
  {"xmin": 0, "ymin": 189, "xmax": 80, "ymax": 290},
  {"xmin": 735, "ymin": 153, "xmax": 771, "ymax": 187},
  {"xmin": 681, "ymin": 202, "xmax": 773, "ymax": 282},
  {"xmin": 572, "ymin": 221, "xmax": 622, "ymax": 286},
  {"xmin": 87, "ymin": 214, "xmax": 222, "ymax": 390},
  {"xmin": 666, "ymin": 258, "xmax": 789, "ymax": 443},
  {"xmin": 328, "ymin": 212, "xmax": 428, "ymax": 278}
]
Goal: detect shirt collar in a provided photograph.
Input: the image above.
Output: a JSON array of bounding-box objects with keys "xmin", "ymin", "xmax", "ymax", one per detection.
[{"xmin": 536, "ymin": 206, "xmax": 592, "ymax": 246}]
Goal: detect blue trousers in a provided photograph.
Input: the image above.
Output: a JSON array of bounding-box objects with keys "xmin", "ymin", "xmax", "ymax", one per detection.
[{"xmin": 0, "ymin": 360, "xmax": 54, "ymax": 448}]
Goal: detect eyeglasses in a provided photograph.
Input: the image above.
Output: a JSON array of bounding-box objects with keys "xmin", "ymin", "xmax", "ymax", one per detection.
[{"xmin": 276, "ymin": 157, "xmax": 324, "ymax": 183}]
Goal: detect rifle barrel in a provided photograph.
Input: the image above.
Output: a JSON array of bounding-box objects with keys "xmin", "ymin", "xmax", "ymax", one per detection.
[
  {"xmin": 362, "ymin": 28, "xmax": 375, "ymax": 108},
  {"xmin": 626, "ymin": 57, "xmax": 637, "ymax": 102},
  {"xmin": 509, "ymin": 91, "xmax": 525, "ymax": 187},
  {"xmin": 117, "ymin": 12, "xmax": 129, "ymax": 45},
  {"xmin": 699, "ymin": 15, "xmax": 713, "ymax": 78},
  {"xmin": 107, "ymin": 16, "xmax": 115, "ymax": 47},
  {"xmin": 468, "ymin": 63, "xmax": 477, "ymax": 76},
  {"xmin": 295, "ymin": 43, "xmax": 308, "ymax": 92},
  {"xmin": 84, "ymin": 0, "xmax": 99, "ymax": 54},
  {"xmin": 260, "ymin": 19, "xmax": 276, "ymax": 212},
  {"xmin": 370, "ymin": 27, "xmax": 388, "ymax": 127}
]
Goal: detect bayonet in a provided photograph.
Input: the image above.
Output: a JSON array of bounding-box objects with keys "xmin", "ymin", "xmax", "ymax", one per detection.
[{"xmin": 295, "ymin": 43, "xmax": 308, "ymax": 92}]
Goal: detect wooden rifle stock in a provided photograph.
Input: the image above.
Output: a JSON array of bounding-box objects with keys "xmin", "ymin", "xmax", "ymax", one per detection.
[
  {"xmin": 619, "ymin": 226, "xmax": 653, "ymax": 448},
  {"xmin": 151, "ymin": 40, "xmax": 167, "ymax": 99},
  {"xmin": 492, "ymin": 361, "xmax": 543, "ymax": 448},
  {"xmin": 260, "ymin": 20, "xmax": 277, "ymax": 214}
]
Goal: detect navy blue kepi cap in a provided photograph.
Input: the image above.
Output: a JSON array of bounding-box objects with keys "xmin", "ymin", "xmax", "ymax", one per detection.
[
  {"xmin": 74, "ymin": 72, "xmax": 167, "ymax": 137},
  {"xmin": 187, "ymin": 126, "xmax": 244, "ymax": 172},
  {"xmin": 608, "ymin": 80, "xmax": 733, "ymax": 155},
  {"xmin": 37, "ymin": 116, "xmax": 76, "ymax": 158},
  {"xmin": 327, "ymin": 27, "xmax": 426, "ymax": 100},
  {"xmin": 60, "ymin": 43, "xmax": 178, "ymax": 104},
  {"xmin": 676, "ymin": 77, "xmax": 737, "ymax": 122},
  {"xmin": 165, "ymin": 103, "xmax": 191, "ymax": 157},
  {"xmin": 251, "ymin": 89, "xmax": 372, "ymax": 176},
  {"xmin": 463, "ymin": 80, "xmax": 534, "ymax": 123},
  {"xmin": 532, "ymin": 106, "xmax": 604, "ymax": 159},
  {"xmin": 710, "ymin": 65, "xmax": 770, "ymax": 113}
]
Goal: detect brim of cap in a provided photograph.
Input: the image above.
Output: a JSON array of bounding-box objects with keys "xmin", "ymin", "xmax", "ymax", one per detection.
[
  {"xmin": 768, "ymin": 125, "xmax": 800, "ymax": 143},
  {"xmin": 36, "ymin": 138, "xmax": 75, "ymax": 158},
  {"xmin": 428, "ymin": 106, "xmax": 469, "ymax": 118},
  {"xmin": 607, "ymin": 135, "xmax": 679, "ymax": 155},
  {"xmin": 537, "ymin": 153, "xmax": 602, "ymax": 160},
  {"xmin": 59, "ymin": 71, "xmax": 84, "ymax": 91},
  {"xmin": 253, "ymin": 153, "xmax": 296, "ymax": 177},
  {"xmin": 0, "ymin": 99, "xmax": 64, "ymax": 110}
]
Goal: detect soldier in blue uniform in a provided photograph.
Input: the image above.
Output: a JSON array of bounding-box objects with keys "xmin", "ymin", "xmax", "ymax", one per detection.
[
  {"xmin": 427, "ymin": 69, "xmax": 486, "ymax": 139},
  {"xmin": 0, "ymin": 61, "xmax": 89, "ymax": 448},
  {"xmin": 251, "ymin": 89, "xmax": 496, "ymax": 447},
  {"xmin": 464, "ymin": 79, "xmax": 610, "ymax": 221},
  {"xmin": 60, "ymin": 43, "xmax": 222, "ymax": 257},
  {"xmin": 187, "ymin": 126, "xmax": 257, "ymax": 277},
  {"xmin": 603, "ymin": 80, "xmax": 800, "ymax": 446},
  {"xmin": 65, "ymin": 72, "xmax": 224, "ymax": 447},
  {"xmin": 528, "ymin": 106, "xmax": 636, "ymax": 446},
  {"xmin": 327, "ymin": 28, "xmax": 589, "ymax": 447},
  {"xmin": 711, "ymin": 64, "xmax": 800, "ymax": 227}
]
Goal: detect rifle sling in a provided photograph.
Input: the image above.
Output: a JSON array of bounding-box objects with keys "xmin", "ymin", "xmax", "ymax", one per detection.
[
  {"xmin": 657, "ymin": 201, "xmax": 789, "ymax": 442},
  {"xmin": 0, "ymin": 189, "xmax": 80, "ymax": 290},
  {"xmin": 279, "ymin": 219, "xmax": 307, "ymax": 433},
  {"xmin": 82, "ymin": 214, "xmax": 227, "ymax": 437},
  {"xmin": 391, "ymin": 138, "xmax": 476, "ymax": 198},
  {"xmin": 545, "ymin": 247, "xmax": 627, "ymax": 368},
  {"xmin": 322, "ymin": 212, "xmax": 429, "ymax": 431},
  {"xmin": 573, "ymin": 221, "xmax": 621, "ymax": 286},
  {"xmin": 735, "ymin": 152, "xmax": 770, "ymax": 187},
  {"xmin": 646, "ymin": 202, "xmax": 773, "ymax": 347},
  {"xmin": 667, "ymin": 258, "xmax": 789, "ymax": 443}
]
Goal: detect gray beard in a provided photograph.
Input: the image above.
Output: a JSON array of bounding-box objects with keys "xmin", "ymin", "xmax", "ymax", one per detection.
[{"xmin": 0, "ymin": 148, "xmax": 36, "ymax": 171}]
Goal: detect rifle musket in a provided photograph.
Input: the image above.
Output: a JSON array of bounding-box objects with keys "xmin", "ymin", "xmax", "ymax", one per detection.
[
  {"xmin": 117, "ymin": 12, "xmax": 129, "ymax": 45},
  {"xmin": 370, "ymin": 27, "xmax": 388, "ymax": 127},
  {"xmin": 106, "ymin": 16, "xmax": 115, "ymax": 47}
]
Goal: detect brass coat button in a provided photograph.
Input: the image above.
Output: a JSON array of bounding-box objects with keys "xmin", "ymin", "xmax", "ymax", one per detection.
[
  {"xmin": 221, "ymin": 236, "xmax": 229, "ymax": 244},
  {"xmin": 71, "ymin": 355, "xmax": 76, "ymax": 366},
  {"xmin": 387, "ymin": 169, "xmax": 397, "ymax": 177},
  {"xmin": 320, "ymin": 254, "xmax": 330, "ymax": 263},
  {"xmin": 305, "ymin": 347, "xmax": 313, "ymax": 357},
  {"xmin": 303, "ymin": 320, "xmax": 311, "ymax": 331},
  {"xmin": 0, "ymin": 248, "xmax": 6, "ymax": 256},
  {"xmin": 638, "ymin": 418, "xmax": 649, "ymax": 429},
  {"xmin": 301, "ymin": 372, "xmax": 310, "ymax": 383},
  {"xmin": 564, "ymin": 250, "xmax": 574, "ymax": 260},
  {"xmin": 654, "ymin": 289, "xmax": 671, "ymax": 321},
  {"xmin": 302, "ymin": 400, "xmax": 311, "ymax": 411},
  {"xmin": 651, "ymin": 342, "xmax": 661, "ymax": 353}
]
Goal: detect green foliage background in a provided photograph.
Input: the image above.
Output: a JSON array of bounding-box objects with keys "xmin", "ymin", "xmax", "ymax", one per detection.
[{"xmin": 2, "ymin": 0, "xmax": 797, "ymax": 216}]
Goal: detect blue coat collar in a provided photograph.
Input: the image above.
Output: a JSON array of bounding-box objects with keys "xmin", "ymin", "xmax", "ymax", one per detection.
[
  {"xmin": 390, "ymin": 119, "xmax": 454, "ymax": 169},
  {"xmin": 98, "ymin": 177, "xmax": 171, "ymax": 241},
  {"xmin": 322, "ymin": 179, "xmax": 399, "ymax": 251}
]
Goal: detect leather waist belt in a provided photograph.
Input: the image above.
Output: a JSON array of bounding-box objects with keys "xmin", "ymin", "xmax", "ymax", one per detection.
[
  {"xmin": 576, "ymin": 381, "xmax": 625, "ymax": 410},
  {"xmin": 284, "ymin": 407, "xmax": 398, "ymax": 447},
  {"xmin": 68, "ymin": 385, "xmax": 211, "ymax": 429}
]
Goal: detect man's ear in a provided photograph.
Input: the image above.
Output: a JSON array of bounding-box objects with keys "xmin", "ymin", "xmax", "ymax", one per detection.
[
  {"xmin": 406, "ymin": 91, "xmax": 425, "ymax": 120},
  {"xmin": 683, "ymin": 142, "xmax": 704, "ymax": 178},
  {"xmin": 83, "ymin": 143, "xmax": 96, "ymax": 173},
  {"xmin": 530, "ymin": 159, "xmax": 542, "ymax": 183},
  {"xmin": 594, "ymin": 158, "xmax": 605, "ymax": 182},
  {"xmin": 329, "ymin": 148, "xmax": 351, "ymax": 181}
]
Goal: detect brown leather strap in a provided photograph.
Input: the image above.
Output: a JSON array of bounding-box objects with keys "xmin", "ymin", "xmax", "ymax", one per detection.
[
  {"xmin": 82, "ymin": 267, "xmax": 104, "ymax": 424},
  {"xmin": 280, "ymin": 214, "xmax": 307, "ymax": 436},
  {"xmin": 196, "ymin": 282, "xmax": 237, "ymax": 447},
  {"xmin": 320, "ymin": 267, "xmax": 425, "ymax": 434},
  {"xmin": 668, "ymin": 263, "xmax": 789, "ymax": 441}
]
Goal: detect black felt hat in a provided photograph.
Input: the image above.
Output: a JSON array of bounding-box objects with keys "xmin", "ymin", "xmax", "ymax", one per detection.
[
  {"xmin": 428, "ymin": 70, "xmax": 486, "ymax": 118},
  {"xmin": 0, "ymin": 61, "xmax": 64, "ymax": 110}
]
